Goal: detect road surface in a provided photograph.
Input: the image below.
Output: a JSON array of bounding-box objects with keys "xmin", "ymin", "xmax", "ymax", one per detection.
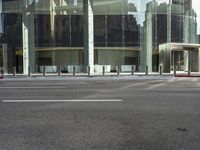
[{"xmin": 0, "ymin": 77, "xmax": 200, "ymax": 150}]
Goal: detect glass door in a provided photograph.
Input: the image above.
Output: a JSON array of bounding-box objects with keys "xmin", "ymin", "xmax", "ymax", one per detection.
[{"xmin": 172, "ymin": 51, "xmax": 184, "ymax": 71}]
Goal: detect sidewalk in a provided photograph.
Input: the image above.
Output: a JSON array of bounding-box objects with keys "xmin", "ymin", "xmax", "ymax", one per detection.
[{"xmin": 3, "ymin": 71, "xmax": 200, "ymax": 80}]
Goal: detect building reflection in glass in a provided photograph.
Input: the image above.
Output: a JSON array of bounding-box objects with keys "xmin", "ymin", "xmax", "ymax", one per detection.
[{"xmin": 0, "ymin": 0, "xmax": 200, "ymax": 73}]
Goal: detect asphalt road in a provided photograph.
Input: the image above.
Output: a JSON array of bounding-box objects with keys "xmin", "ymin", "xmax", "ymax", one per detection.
[{"xmin": 0, "ymin": 76, "xmax": 200, "ymax": 150}]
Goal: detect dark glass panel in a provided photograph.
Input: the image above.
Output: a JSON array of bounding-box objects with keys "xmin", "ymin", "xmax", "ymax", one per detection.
[
  {"xmin": 107, "ymin": 15, "xmax": 122, "ymax": 47},
  {"xmin": 54, "ymin": 15, "xmax": 70, "ymax": 47},
  {"xmin": 157, "ymin": 14, "xmax": 167, "ymax": 44},
  {"xmin": 171, "ymin": 14, "xmax": 183, "ymax": 43},
  {"xmin": 124, "ymin": 15, "xmax": 139, "ymax": 47},
  {"xmin": 71, "ymin": 15, "xmax": 83, "ymax": 47},
  {"xmin": 3, "ymin": 13, "xmax": 22, "ymax": 73},
  {"xmin": 94, "ymin": 15, "xmax": 105, "ymax": 47},
  {"xmin": 4, "ymin": 13, "xmax": 22, "ymax": 47},
  {"xmin": 35, "ymin": 14, "xmax": 52, "ymax": 47}
]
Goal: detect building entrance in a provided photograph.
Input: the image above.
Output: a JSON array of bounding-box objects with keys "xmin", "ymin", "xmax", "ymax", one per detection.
[
  {"xmin": 171, "ymin": 49, "xmax": 199, "ymax": 72},
  {"xmin": 172, "ymin": 51, "xmax": 184, "ymax": 71},
  {"xmin": 159, "ymin": 43, "xmax": 200, "ymax": 73}
]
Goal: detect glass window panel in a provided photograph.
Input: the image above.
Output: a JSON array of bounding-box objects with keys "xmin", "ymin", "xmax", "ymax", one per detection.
[
  {"xmin": 157, "ymin": 13, "xmax": 167, "ymax": 44},
  {"xmin": 3, "ymin": 13, "xmax": 22, "ymax": 73},
  {"xmin": 0, "ymin": 45, "xmax": 3, "ymax": 67},
  {"xmin": 2, "ymin": 0, "xmax": 22, "ymax": 13},
  {"xmin": 94, "ymin": 15, "xmax": 106, "ymax": 47},
  {"xmin": 93, "ymin": 0, "xmax": 107, "ymax": 15},
  {"xmin": 192, "ymin": 0, "xmax": 200, "ymax": 43},
  {"xmin": 71, "ymin": 15, "xmax": 83, "ymax": 47},
  {"xmin": 54, "ymin": 15, "xmax": 70, "ymax": 47},
  {"xmin": 107, "ymin": 15, "xmax": 123, "ymax": 47},
  {"xmin": 107, "ymin": 0, "xmax": 122, "ymax": 15},
  {"xmin": 35, "ymin": 14, "xmax": 52, "ymax": 47},
  {"xmin": 124, "ymin": 14, "xmax": 140, "ymax": 47},
  {"xmin": 35, "ymin": 0, "xmax": 50, "ymax": 14}
]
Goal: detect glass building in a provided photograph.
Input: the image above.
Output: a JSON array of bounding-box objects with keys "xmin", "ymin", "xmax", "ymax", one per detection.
[{"xmin": 0, "ymin": 0, "xmax": 200, "ymax": 74}]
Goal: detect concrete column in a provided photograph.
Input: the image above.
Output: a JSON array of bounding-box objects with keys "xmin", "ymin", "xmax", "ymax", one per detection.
[
  {"xmin": 50, "ymin": 0, "xmax": 56, "ymax": 41},
  {"xmin": 184, "ymin": 51, "xmax": 189, "ymax": 72},
  {"xmin": 50, "ymin": 0, "xmax": 56, "ymax": 67},
  {"xmin": 167, "ymin": 1, "xmax": 172, "ymax": 43},
  {"xmin": 2, "ymin": 44, "xmax": 8, "ymax": 74},
  {"xmin": 145, "ymin": 14, "xmax": 153, "ymax": 72},
  {"xmin": 140, "ymin": 12, "xmax": 152, "ymax": 72},
  {"xmin": 83, "ymin": 0, "xmax": 94, "ymax": 74},
  {"xmin": 22, "ymin": 2, "xmax": 35, "ymax": 75}
]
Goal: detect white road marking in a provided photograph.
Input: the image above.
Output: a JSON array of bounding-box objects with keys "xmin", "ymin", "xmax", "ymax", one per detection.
[
  {"xmin": 0, "ymin": 87, "xmax": 54, "ymax": 89},
  {"xmin": 192, "ymin": 78, "xmax": 198, "ymax": 82},
  {"xmin": 195, "ymin": 82, "xmax": 200, "ymax": 87},
  {"xmin": 2, "ymin": 99, "xmax": 123, "ymax": 103},
  {"xmin": 146, "ymin": 78, "xmax": 176, "ymax": 90},
  {"xmin": 120, "ymin": 80, "xmax": 163, "ymax": 89},
  {"xmin": 146, "ymin": 82, "xmax": 166, "ymax": 90}
]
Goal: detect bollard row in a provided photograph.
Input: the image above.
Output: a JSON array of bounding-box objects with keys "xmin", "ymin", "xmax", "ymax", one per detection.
[{"xmin": 5, "ymin": 65, "xmax": 175, "ymax": 77}]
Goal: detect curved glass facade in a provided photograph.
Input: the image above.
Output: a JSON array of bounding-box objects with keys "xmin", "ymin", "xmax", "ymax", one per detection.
[{"xmin": 0, "ymin": 0, "xmax": 200, "ymax": 74}]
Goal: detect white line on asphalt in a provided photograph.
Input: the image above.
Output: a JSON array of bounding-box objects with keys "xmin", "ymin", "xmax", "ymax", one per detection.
[
  {"xmin": 195, "ymin": 82, "xmax": 200, "ymax": 87},
  {"xmin": 146, "ymin": 82, "xmax": 166, "ymax": 90},
  {"xmin": 145, "ymin": 78, "xmax": 181, "ymax": 90},
  {"xmin": 2, "ymin": 99, "xmax": 123, "ymax": 103},
  {"xmin": 0, "ymin": 87, "xmax": 58, "ymax": 89},
  {"xmin": 120, "ymin": 82, "xmax": 150, "ymax": 89},
  {"xmin": 120, "ymin": 80, "xmax": 163, "ymax": 89}
]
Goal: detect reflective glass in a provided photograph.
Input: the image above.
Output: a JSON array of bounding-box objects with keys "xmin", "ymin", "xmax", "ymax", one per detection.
[{"xmin": 1, "ymin": 0, "xmax": 200, "ymax": 74}]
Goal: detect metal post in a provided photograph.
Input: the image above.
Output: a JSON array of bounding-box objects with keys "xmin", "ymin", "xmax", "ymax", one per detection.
[
  {"xmin": 88, "ymin": 66, "xmax": 90, "ymax": 76},
  {"xmin": 73, "ymin": 66, "xmax": 76, "ymax": 77},
  {"xmin": 117, "ymin": 65, "xmax": 120, "ymax": 76},
  {"xmin": 178, "ymin": 51, "xmax": 181, "ymax": 71},
  {"xmin": 43, "ymin": 66, "xmax": 46, "ymax": 76},
  {"xmin": 145, "ymin": 65, "xmax": 148, "ymax": 75},
  {"xmin": 131, "ymin": 65, "xmax": 135, "ymax": 75},
  {"xmin": 58, "ymin": 66, "xmax": 61, "ymax": 76},
  {"xmin": 0, "ymin": 69, "xmax": 4, "ymax": 79},
  {"xmin": 172, "ymin": 50, "xmax": 175, "ymax": 74},
  {"xmin": 13, "ymin": 66, "xmax": 16, "ymax": 77},
  {"xmin": 188, "ymin": 65, "xmax": 191, "ymax": 75},
  {"xmin": 188, "ymin": 50, "xmax": 191, "ymax": 75},
  {"xmin": 174, "ymin": 65, "xmax": 176, "ymax": 76},
  {"xmin": 28, "ymin": 66, "xmax": 31, "ymax": 77},
  {"xmin": 159, "ymin": 65, "xmax": 163, "ymax": 75},
  {"xmin": 103, "ymin": 66, "xmax": 105, "ymax": 76}
]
